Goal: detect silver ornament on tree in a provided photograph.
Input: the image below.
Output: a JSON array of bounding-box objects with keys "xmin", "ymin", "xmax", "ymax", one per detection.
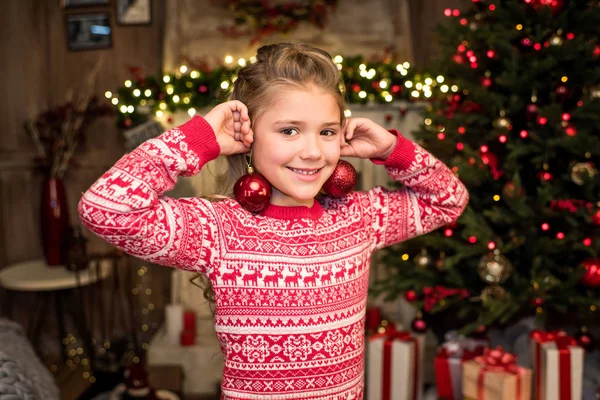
[
  {"xmin": 414, "ymin": 249, "xmax": 433, "ymax": 268},
  {"xmin": 478, "ymin": 250, "xmax": 513, "ymax": 284}
]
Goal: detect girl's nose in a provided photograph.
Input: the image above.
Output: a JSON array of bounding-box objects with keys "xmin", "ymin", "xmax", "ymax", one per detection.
[{"xmin": 299, "ymin": 134, "xmax": 323, "ymax": 160}]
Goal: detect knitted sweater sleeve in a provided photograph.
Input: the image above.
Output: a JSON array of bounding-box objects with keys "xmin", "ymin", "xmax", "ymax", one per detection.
[
  {"xmin": 78, "ymin": 116, "xmax": 222, "ymax": 274},
  {"xmin": 368, "ymin": 130, "xmax": 469, "ymax": 251}
]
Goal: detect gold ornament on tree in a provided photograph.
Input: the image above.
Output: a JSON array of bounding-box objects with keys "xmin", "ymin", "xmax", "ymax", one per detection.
[
  {"xmin": 478, "ymin": 250, "xmax": 513, "ymax": 284},
  {"xmin": 570, "ymin": 162, "xmax": 597, "ymax": 185},
  {"xmin": 414, "ymin": 249, "xmax": 433, "ymax": 268},
  {"xmin": 480, "ymin": 285, "xmax": 507, "ymax": 305}
]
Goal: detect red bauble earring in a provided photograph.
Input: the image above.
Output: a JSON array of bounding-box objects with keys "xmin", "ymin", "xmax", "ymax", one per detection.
[
  {"xmin": 233, "ymin": 151, "xmax": 272, "ymax": 212},
  {"xmin": 322, "ymin": 160, "xmax": 357, "ymax": 197}
]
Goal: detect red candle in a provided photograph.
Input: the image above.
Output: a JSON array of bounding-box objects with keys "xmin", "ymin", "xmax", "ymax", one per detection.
[
  {"xmin": 180, "ymin": 330, "xmax": 195, "ymax": 346},
  {"xmin": 183, "ymin": 311, "xmax": 196, "ymax": 332}
]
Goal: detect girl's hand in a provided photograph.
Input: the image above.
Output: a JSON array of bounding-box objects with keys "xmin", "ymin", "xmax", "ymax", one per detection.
[
  {"xmin": 340, "ymin": 118, "xmax": 397, "ymax": 160},
  {"xmin": 204, "ymin": 100, "xmax": 254, "ymax": 156}
]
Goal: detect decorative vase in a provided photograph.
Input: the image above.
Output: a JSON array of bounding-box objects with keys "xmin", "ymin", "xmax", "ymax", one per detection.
[{"xmin": 41, "ymin": 177, "xmax": 70, "ymax": 266}]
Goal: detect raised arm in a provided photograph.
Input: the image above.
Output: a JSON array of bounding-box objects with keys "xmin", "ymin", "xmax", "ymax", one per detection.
[
  {"xmin": 368, "ymin": 131, "xmax": 469, "ymax": 250},
  {"xmin": 78, "ymin": 116, "xmax": 222, "ymax": 273}
]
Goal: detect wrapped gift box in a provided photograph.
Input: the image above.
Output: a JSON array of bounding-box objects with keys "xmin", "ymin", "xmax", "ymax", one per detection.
[
  {"xmin": 530, "ymin": 330, "xmax": 585, "ymax": 400},
  {"xmin": 435, "ymin": 334, "xmax": 487, "ymax": 400},
  {"xmin": 367, "ymin": 330, "xmax": 425, "ymax": 400},
  {"xmin": 462, "ymin": 347, "xmax": 532, "ymax": 400}
]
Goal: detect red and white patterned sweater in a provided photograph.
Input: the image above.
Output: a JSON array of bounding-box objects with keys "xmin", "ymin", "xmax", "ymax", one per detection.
[{"xmin": 78, "ymin": 116, "xmax": 468, "ymax": 400}]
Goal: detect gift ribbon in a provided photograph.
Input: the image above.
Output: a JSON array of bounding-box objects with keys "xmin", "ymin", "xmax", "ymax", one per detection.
[
  {"xmin": 475, "ymin": 347, "xmax": 524, "ymax": 400},
  {"xmin": 555, "ymin": 336, "xmax": 576, "ymax": 400},
  {"xmin": 530, "ymin": 330, "xmax": 568, "ymax": 400},
  {"xmin": 375, "ymin": 330, "xmax": 420, "ymax": 400},
  {"xmin": 436, "ymin": 338, "xmax": 485, "ymax": 400}
]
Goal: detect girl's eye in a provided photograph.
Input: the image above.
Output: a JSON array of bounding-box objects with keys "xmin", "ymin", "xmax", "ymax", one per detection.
[
  {"xmin": 321, "ymin": 129, "xmax": 337, "ymax": 137},
  {"xmin": 281, "ymin": 128, "xmax": 299, "ymax": 136}
]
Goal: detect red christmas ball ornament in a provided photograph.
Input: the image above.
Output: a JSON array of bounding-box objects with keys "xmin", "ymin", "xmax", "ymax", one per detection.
[
  {"xmin": 555, "ymin": 84, "xmax": 569, "ymax": 101},
  {"xmin": 404, "ymin": 290, "xmax": 419, "ymax": 303},
  {"xmin": 594, "ymin": 46, "xmax": 600, "ymax": 57},
  {"xmin": 481, "ymin": 77, "xmax": 493, "ymax": 88},
  {"xmin": 526, "ymin": 103, "xmax": 537, "ymax": 119},
  {"xmin": 474, "ymin": 324, "xmax": 488, "ymax": 335},
  {"xmin": 502, "ymin": 182, "xmax": 524, "ymax": 198},
  {"xmin": 530, "ymin": 297, "xmax": 544, "ymax": 307},
  {"xmin": 574, "ymin": 327, "xmax": 594, "ymax": 351},
  {"xmin": 411, "ymin": 317, "xmax": 428, "ymax": 333},
  {"xmin": 322, "ymin": 160, "xmax": 357, "ymax": 197},
  {"xmin": 452, "ymin": 54, "xmax": 465, "ymax": 64},
  {"xmin": 580, "ymin": 259, "xmax": 600, "ymax": 288},
  {"xmin": 123, "ymin": 118, "xmax": 132, "ymax": 128},
  {"xmin": 592, "ymin": 209, "xmax": 600, "ymax": 225},
  {"xmin": 234, "ymin": 168, "xmax": 272, "ymax": 213}
]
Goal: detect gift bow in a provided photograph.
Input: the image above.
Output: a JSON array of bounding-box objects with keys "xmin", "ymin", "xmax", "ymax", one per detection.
[
  {"xmin": 374, "ymin": 330, "xmax": 420, "ymax": 400},
  {"xmin": 475, "ymin": 347, "xmax": 524, "ymax": 400},
  {"xmin": 530, "ymin": 330, "xmax": 576, "ymax": 400}
]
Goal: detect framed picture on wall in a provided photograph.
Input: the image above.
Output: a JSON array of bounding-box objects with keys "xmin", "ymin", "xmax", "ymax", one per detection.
[
  {"xmin": 66, "ymin": 13, "xmax": 112, "ymax": 51},
  {"xmin": 116, "ymin": 0, "xmax": 151, "ymax": 25},
  {"xmin": 61, "ymin": 0, "xmax": 110, "ymax": 8}
]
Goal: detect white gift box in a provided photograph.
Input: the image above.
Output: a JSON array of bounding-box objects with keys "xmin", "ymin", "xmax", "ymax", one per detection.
[
  {"xmin": 537, "ymin": 340, "xmax": 584, "ymax": 400},
  {"xmin": 366, "ymin": 332, "xmax": 425, "ymax": 400}
]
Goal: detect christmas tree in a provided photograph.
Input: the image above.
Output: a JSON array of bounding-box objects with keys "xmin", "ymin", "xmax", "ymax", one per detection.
[{"xmin": 372, "ymin": 0, "xmax": 600, "ymax": 337}]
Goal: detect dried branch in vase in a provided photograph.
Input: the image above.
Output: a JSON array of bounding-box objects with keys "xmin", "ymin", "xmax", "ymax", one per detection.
[{"xmin": 25, "ymin": 97, "xmax": 113, "ymax": 179}]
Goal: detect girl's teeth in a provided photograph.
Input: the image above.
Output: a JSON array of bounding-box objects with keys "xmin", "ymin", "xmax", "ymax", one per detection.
[{"xmin": 290, "ymin": 168, "xmax": 318, "ymax": 175}]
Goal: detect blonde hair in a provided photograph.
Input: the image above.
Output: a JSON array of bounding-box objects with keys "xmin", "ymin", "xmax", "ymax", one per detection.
[{"xmin": 218, "ymin": 42, "xmax": 347, "ymax": 195}]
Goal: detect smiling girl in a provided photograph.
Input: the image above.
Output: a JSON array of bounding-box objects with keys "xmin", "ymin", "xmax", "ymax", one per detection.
[{"xmin": 79, "ymin": 42, "xmax": 468, "ymax": 400}]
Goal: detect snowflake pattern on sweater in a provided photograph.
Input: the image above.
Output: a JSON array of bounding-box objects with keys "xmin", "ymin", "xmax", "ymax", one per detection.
[{"xmin": 78, "ymin": 116, "xmax": 468, "ymax": 400}]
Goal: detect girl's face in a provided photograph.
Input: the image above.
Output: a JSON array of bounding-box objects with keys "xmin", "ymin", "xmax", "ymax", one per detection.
[{"xmin": 251, "ymin": 85, "xmax": 343, "ymax": 207}]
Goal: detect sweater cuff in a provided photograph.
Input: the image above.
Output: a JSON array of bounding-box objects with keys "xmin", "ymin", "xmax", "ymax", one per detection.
[
  {"xmin": 178, "ymin": 116, "xmax": 221, "ymax": 162},
  {"xmin": 370, "ymin": 129, "xmax": 416, "ymax": 170}
]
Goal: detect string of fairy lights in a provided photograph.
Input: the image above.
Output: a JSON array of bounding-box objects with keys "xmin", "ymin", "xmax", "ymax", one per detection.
[{"xmin": 106, "ymin": 54, "xmax": 455, "ymax": 128}]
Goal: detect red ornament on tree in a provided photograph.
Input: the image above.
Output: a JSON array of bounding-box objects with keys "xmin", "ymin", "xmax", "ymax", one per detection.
[
  {"xmin": 580, "ymin": 259, "xmax": 600, "ymax": 288},
  {"xmin": 404, "ymin": 290, "xmax": 419, "ymax": 303},
  {"xmin": 234, "ymin": 163, "xmax": 272, "ymax": 213},
  {"xmin": 322, "ymin": 160, "xmax": 357, "ymax": 197},
  {"xmin": 526, "ymin": 103, "xmax": 537, "ymax": 119},
  {"xmin": 411, "ymin": 317, "xmax": 427, "ymax": 333},
  {"xmin": 592, "ymin": 209, "xmax": 600, "ymax": 225},
  {"xmin": 555, "ymin": 84, "xmax": 569, "ymax": 101},
  {"xmin": 574, "ymin": 327, "xmax": 594, "ymax": 351},
  {"xmin": 473, "ymin": 324, "xmax": 488, "ymax": 337},
  {"xmin": 535, "ymin": 0, "xmax": 563, "ymax": 14},
  {"xmin": 529, "ymin": 297, "xmax": 544, "ymax": 307}
]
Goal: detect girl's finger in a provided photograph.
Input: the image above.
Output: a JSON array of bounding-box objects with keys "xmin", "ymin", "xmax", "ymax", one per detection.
[
  {"xmin": 241, "ymin": 119, "xmax": 251, "ymax": 135},
  {"xmin": 230, "ymin": 101, "xmax": 249, "ymax": 121},
  {"xmin": 234, "ymin": 121, "xmax": 242, "ymax": 133},
  {"xmin": 243, "ymin": 128, "xmax": 254, "ymax": 147},
  {"xmin": 345, "ymin": 119, "xmax": 357, "ymax": 141}
]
